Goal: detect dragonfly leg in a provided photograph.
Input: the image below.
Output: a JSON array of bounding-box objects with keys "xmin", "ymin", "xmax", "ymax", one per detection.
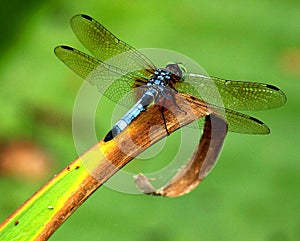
[
  {"xmin": 168, "ymin": 90, "xmax": 187, "ymax": 115},
  {"xmin": 173, "ymin": 99, "xmax": 187, "ymax": 115},
  {"xmin": 155, "ymin": 91, "xmax": 187, "ymax": 137},
  {"xmin": 159, "ymin": 105, "xmax": 170, "ymax": 136}
]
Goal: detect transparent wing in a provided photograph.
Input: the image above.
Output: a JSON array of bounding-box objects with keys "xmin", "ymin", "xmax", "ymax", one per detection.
[
  {"xmin": 176, "ymin": 73, "xmax": 287, "ymax": 111},
  {"xmin": 186, "ymin": 103, "xmax": 270, "ymax": 134},
  {"xmin": 70, "ymin": 14, "xmax": 156, "ymax": 75},
  {"xmin": 54, "ymin": 45, "xmax": 149, "ymax": 107},
  {"xmin": 213, "ymin": 106, "xmax": 270, "ymax": 134}
]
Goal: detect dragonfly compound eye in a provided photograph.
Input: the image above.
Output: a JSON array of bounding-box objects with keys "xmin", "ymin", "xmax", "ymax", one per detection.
[{"xmin": 165, "ymin": 63, "xmax": 185, "ymax": 81}]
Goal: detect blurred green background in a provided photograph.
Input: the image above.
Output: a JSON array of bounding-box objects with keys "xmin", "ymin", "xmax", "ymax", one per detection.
[{"xmin": 0, "ymin": 0, "xmax": 299, "ymax": 240}]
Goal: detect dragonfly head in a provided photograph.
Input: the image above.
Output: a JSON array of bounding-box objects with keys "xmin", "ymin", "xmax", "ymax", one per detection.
[{"xmin": 165, "ymin": 62, "xmax": 187, "ymax": 82}]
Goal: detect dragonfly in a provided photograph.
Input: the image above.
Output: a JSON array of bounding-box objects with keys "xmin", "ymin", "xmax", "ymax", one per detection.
[{"xmin": 54, "ymin": 14, "xmax": 286, "ymax": 142}]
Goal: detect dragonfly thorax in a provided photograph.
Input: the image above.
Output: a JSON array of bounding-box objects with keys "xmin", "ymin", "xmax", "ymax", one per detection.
[{"xmin": 147, "ymin": 69, "xmax": 171, "ymax": 88}]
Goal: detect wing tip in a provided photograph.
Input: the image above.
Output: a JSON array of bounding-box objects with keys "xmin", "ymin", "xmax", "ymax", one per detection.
[
  {"xmin": 60, "ymin": 45, "xmax": 74, "ymax": 51},
  {"xmin": 80, "ymin": 14, "xmax": 93, "ymax": 21},
  {"xmin": 54, "ymin": 45, "xmax": 74, "ymax": 55},
  {"xmin": 248, "ymin": 116, "xmax": 270, "ymax": 134},
  {"xmin": 265, "ymin": 84, "xmax": 280, "ymax": 91},
  {"xmin": 71, "ymin": 14, "xmax": 93, "ymax": 23},
  {"xmin": 265, "ymin": 84, "xmax": 287, "ymax": 106}
]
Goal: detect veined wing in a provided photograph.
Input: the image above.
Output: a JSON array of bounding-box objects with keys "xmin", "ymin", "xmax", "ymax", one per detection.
[
  {"xmin": 55, "ymin": 46, "xmax": 270, "ymax": 134},
  {"xmin": 176, "ymin": 73, "xmax": 287, "ymax": 111},
  {"xmin": 70, "ymin": 14, "xmax": 156, "ymax": 76},
  {"xmin": 54, "ymin": 45, "xmax": 149, "ymax": 107},
  {"xmin": 186, "ymin": 99, "xmax": 270, "ymax": 134},
  {"xmin": 211, "ymin": 105, "xmax": 270, "ymax": 134}
]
